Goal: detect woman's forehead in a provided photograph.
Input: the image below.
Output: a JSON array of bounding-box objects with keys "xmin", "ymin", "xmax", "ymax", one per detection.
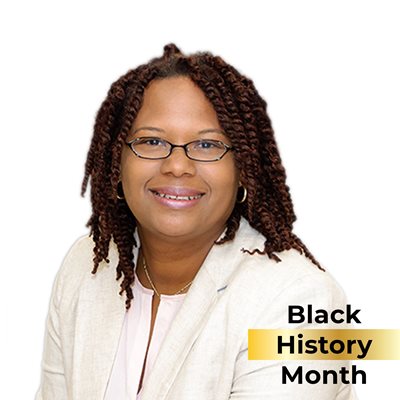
[
  {"xmin": 132, "ymin": 77, "xmax": 222, "ymax": 132},
  {"xmin": 141, "ymin": 77, "xmax": 212, "ymax": 111}
]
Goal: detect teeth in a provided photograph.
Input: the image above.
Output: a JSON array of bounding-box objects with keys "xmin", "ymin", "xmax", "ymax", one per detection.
[{"xmin": 154, "ymin": 192, "xmax": 203, "ymax": 201}]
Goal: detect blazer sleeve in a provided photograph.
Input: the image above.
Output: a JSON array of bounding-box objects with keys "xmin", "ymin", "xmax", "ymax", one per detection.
[
  {"xmin": 228, "ymin": 271, "xmax": 358, "ymax": 400},
  {"xmin": 35, "ymin": 262, "xmax": 68, "ymax": 400}
]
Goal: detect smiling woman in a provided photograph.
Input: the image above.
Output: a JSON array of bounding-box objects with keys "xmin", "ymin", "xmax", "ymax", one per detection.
[
  {"xmin": 120, "ymin": 77, "xmax": 238, "ymax": 245},
  {"xmin": 35, "ymin": 44, "xmax": 357, "ymax": 400}
]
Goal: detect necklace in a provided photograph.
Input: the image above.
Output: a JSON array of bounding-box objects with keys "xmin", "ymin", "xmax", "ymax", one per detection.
[{"xmin": 142, "ymin": 257, "xmax": 194, "ymax": 297}]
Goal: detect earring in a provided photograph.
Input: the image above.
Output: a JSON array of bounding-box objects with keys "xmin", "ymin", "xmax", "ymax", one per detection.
[
  {"xmin": 237, "ymin": 182, "xmax": 247, "ymax": 204},
  {"xmin": 117, "ymin": 181, "xmax": 125, "ymax": 200}
]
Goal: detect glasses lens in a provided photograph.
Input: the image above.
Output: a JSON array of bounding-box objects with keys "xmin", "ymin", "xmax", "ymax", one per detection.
[
  {"xmin": 187, "ymin": 140, "xmax": 227, "ymax": 161},
  {"xmin": 132, "ymin": 137, "xmax": 170, "ymax": 159}
]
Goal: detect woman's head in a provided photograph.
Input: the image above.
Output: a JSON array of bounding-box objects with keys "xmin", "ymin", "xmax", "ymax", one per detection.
[
  {"xmin": 120, "ymin": 76, "xmax": 239, "ymax": 242},
  {"xmin": 82, "ymin": 43, "xmax": 321, "ymax": 308}
]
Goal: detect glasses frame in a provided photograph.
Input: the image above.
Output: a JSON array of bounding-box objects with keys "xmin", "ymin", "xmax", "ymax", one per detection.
[{"xmin": 125, "ymin": 137, "xmax": 234, "ymax": 162}]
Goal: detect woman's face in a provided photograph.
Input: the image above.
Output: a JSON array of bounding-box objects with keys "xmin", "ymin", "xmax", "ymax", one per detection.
[{"xmin": 120, "ymin": 76, "xmax": 239, "ymax": 241}]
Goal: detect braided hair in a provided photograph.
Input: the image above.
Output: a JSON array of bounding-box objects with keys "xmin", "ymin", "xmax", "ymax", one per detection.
[{"xmin": 81, "ymin": 43, "xmax": 323, "ymax": 309}]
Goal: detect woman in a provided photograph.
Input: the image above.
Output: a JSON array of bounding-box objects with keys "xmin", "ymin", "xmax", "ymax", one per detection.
[{"xmin": 36, "ymin": 44, "xmax": 357, "ymax": 399}]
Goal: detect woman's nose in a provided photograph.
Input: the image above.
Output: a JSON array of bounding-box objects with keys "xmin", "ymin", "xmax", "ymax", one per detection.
[{"xmin": 159, "ymin": 146, "xmax": 196, "ymax": 177}]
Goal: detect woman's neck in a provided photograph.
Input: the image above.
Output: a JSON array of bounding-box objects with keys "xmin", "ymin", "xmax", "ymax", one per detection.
[{"xmin": 135, "ymin": 225, "xmax": 225, "ymax": 294}]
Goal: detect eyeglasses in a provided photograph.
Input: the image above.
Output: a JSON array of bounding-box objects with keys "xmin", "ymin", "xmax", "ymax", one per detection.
[{"xmin": 125, "ymin": 137, "xmax": 233, "ymax": 162}]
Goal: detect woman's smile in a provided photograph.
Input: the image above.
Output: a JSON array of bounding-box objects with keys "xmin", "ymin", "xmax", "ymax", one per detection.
[{"xmin": 149, "ymin": 187, "xmax": 206, "ymax": 209}]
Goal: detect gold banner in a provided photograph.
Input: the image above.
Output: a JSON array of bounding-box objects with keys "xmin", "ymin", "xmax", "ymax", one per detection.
[{"xmin": 248, "ymin": 329, "xmax": 400, "ymax": 360}]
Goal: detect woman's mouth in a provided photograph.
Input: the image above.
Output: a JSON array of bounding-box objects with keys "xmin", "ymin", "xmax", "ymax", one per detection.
[{"xmin": 149, "ymin": 188, "xmax": 205, "ymax": 208}]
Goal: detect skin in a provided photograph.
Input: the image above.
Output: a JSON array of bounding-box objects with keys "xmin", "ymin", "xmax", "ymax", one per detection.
[
  {"xmin": 120, "ymin": 76, "xmax": 240, "ymax": 391},
  {"xmin": 120, "ymin": 76, "xmax": 240, "ymax": 294}
]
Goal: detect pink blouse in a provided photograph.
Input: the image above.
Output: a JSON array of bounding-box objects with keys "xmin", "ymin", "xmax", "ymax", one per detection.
[{"xmin": 104, "ymin": 272, "xmax": 186, "ymax": 400}]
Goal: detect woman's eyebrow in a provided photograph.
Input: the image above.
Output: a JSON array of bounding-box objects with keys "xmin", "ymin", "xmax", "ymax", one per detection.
[
  {"xmin": 132, "ymin": 126, "xmax": 164, "ymax": 134},
  {"xmin": 132, "ymin": 126, "xmax": 226, "ymax": 135},
  {"xmin": 198, "ymin": 128, "xmax": 226, "ymax": 135}
]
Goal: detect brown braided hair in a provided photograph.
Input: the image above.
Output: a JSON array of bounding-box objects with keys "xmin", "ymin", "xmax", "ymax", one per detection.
[{"xmin": 81, "ymin": 43, "xmax": 324, "ymax": 310}]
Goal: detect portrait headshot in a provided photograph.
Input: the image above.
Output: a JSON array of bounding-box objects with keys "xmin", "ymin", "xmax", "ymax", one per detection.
[
  {"xmin": 34, "ymin": 43, "xmax": 357, "ymax": 399},
  {"xmin": 2, "ymin": 2, "xmax": 398, "ymax": 400}
]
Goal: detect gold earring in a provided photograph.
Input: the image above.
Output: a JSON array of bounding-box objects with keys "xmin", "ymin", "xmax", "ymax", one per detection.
[
  {"xmin": 237, "ymin": 182, "xmax": 247, "ymax": 204},
  {"xmin": 117, "ymin": 181, "xmax": 125, "ymax": 200}
]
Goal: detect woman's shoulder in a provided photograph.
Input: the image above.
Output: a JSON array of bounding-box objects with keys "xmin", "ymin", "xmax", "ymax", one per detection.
[
  {"xmin": 52, "ymin": 234, "xmax": 119, "ymax": 300},
  {"xmin": 230, "ymin": 247, "xmax": 345, "ymax": 302},
  {"xmin": 236, "ymin": 218, "xmax": 343, "ymax": 291},
  {"xmin": 225, "ymin": 219, "xmax": 347, "ymax": 324}
]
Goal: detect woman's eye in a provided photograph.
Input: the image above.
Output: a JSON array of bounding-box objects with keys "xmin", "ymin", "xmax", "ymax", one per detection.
[
  {"xmin": 198, "ymin": 141, "xmax": 217, "ymax": 149},
  {"xmin": 143, "ymin": 138, "xmax": 164, "ymax": 146}
]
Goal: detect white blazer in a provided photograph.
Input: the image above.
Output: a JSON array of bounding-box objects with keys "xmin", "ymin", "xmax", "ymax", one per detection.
[{"xmin": 35, "ymin": 218, "xmax": 358, "ymax": 399}]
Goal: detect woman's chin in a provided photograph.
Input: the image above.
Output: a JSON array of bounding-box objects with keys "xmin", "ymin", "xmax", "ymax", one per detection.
[{"xmin": 144, "ymin": 215, "xmax": 202, "ymax": 240}]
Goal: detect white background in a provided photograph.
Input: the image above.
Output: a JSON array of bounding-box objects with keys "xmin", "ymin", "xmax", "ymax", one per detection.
[{"xmin": 1, "ymin": 1, "xmax": 399, "ymax": 398}]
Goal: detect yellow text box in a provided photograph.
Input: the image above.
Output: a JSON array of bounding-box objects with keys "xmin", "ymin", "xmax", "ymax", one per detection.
[{"xmin": 248, "ymin": 329, "xmax": 400, "ymax": 360}]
